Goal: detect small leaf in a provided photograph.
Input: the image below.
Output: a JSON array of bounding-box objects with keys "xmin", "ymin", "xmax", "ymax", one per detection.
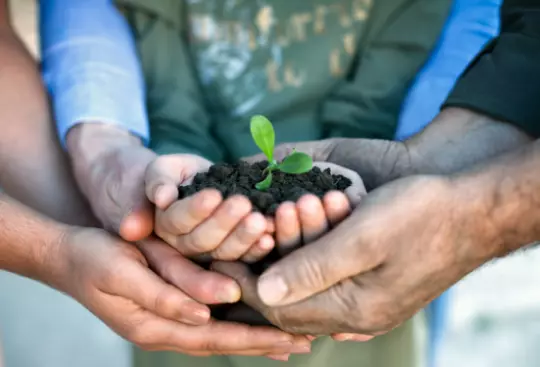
[
  {"xmin": 278, "ymin": 152, "xmax": 313, "ymax": 174},
  {"xmin": 255, "ymin": 172, "xmax": 273, "ymax": 190},
  {"xmin": 250, "ymin": 115, "xmax": 275, "ymax": 162}
]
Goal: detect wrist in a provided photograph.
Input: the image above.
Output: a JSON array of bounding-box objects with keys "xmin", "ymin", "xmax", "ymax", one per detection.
[
  {"xmin": 66, "ymin": 122, "xmax": 143, "ymax": 167},
  {"xmin": 0, "ymin": 195, "xmax": 71, "ymax": 287},
  {"xmin": 449, "ymin": 172, "xmax": 506, "ymax": 263},
  {"xmin": 36, "ymin": 224, "xmax": 75, "ymax": 291},
  {"xmin": 328, "ymin": 138, "xmax": 412, "ymax": 190}
]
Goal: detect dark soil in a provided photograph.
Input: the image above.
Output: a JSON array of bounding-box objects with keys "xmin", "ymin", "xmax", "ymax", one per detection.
[
  {"xmin": 178, "ymin": 161, "xmax": 352, "ymax": 216},
  {"xmin": 179, "ymin": 160, "xmax": 352, "ymax": 327}
]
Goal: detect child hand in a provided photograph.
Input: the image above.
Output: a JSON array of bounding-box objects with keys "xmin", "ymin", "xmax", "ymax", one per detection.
[
  {"xmin": 271, "ymin": 162, "xmax": 366, "ymax": 257},
  {"xmin": 146, "ymin": 154, "xmax": 275, "ymax": 262}
]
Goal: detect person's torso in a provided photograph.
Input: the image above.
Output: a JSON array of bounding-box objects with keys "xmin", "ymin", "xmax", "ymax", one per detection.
[{"xmin": 182, "ymin": 0, "xmax": 373, "ymax": 159}]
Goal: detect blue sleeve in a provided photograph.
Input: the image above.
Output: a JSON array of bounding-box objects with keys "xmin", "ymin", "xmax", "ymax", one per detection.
[
  {"xmin": 396, "ymin": 0, "xmax": 502, "ymax": 140},
  {"xmin": 40, "ymin": 0, "xmax": 149, "ymax": 146}
]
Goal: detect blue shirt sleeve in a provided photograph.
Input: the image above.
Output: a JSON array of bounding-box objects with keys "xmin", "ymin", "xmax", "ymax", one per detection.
[
  {"xmin": 40, "ymin": 0, "xmax": 149, "ymax": 146},
  {"xmin": 396, "ymin": 0, "xmax": 502, "ymax": 140}
]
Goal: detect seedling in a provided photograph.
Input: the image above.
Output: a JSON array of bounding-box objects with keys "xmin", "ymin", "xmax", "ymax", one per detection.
[{"xmin": 250, "ymin": 115, "xmax": 313, "ymax": 190}]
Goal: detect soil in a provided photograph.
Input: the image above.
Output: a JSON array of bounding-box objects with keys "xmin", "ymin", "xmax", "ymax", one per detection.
[
  {"xmin": 178, "ymin": 160, "xmax": 352, "ymax": 216},
  {"xmin": 179, "ymin": 160, "xmax": 352, "ymax": 326}
]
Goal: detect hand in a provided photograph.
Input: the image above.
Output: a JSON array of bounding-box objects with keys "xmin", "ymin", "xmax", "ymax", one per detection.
[
  {"xmin": 214, "ymin": 175, "xmax": 494, "ymax": 335},
  {"xmin": 270, "ymin": 162, "xmax": 366, "ymax": 258},
  {"xmin": 244, "ymin": 138, "xmax": 409, "ymax": 191},
  {"xmin": 53, "ymin": 228, "xmax": 311, "ymax": 357},
  {"xmin": 218, "ymin": 190, "xmax": 372, "ymax": 342},
  {"xmin": 66, "ymin": 123, "xmax": 157, "ymax": 241},
  {"xmin": 146, "ymin": 154, "xmax": 276, "ymax": 262}
]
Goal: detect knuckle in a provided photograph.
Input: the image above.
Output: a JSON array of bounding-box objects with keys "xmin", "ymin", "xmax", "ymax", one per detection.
[
  {"xmin": 295, "ymin": 259, "xmax": 327, "ymax": 291},
  {"xmin": 125, "ymin": 325, "xmax": 151, "ymax": 347},
  {"xmin": 153, "ymin": 288, "xmax": 180, "ymax": 318},
  {"xmin": 97, "ymin": 263, "xmax": 120, "ymax": 288},
  {"xmin": 187, "ymin": 232, "xmax": 218, "ymax": 254}
]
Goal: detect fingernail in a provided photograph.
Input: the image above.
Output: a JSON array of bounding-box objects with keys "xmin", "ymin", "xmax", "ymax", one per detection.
[
  {"xmin": 216, "ymin": 282, "xmax": 241, "ymax": 303},
  {"xmin": 258, "ymin": 273, "xmax": 288, "ymax": 305},
  {"xmin": 185, "ymin": 308, "xmax": 211, "ymax": 325},
  {"xmin": 336, "ymin": 334, "xmax": 355, "ymax": 341},
  {"xmin": 273, "ymin": 341, "xmax": 293, "ymax": 349},
  {"xmin": 267, "ymin": 354, "xmax": 290, "ymax": 361}
]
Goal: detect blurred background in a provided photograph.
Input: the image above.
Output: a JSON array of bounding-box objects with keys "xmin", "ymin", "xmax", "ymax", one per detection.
[{"xmin": 2, "ymin": 1, "xmax": 540, "ymax": 367}]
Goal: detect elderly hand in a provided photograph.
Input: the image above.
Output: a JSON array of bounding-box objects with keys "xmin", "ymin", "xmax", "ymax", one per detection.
[{"xmin": 214, "ymin": 175, "xmax": 496, "ymax": 335}]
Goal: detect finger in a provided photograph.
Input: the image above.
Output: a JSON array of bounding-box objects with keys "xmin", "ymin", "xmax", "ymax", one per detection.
[
  {"xmin": 323, "ymin": 191, "xmax": 351, "ymax": 226},
  {"xmin": 137, "ymin": 238, "xmax": 241, "ymax": 304},
  {"xmin": 243, "ymin": 141, "xmax": 335, "ymax": 165},
  {"xmin": 211, "ymin": 262, "xmax": 269, "ymax": 313},
  {"xmin": 296, "ymin": 194, "xmax": 328, "ymax": 243},
  {"xmin": 145, "ymin": 155, "xmax": 211, "ymax": 209},
  {"xmin": 113, "ymin": 260, "xmax": 211, "ymax": 325},
  {"xmin": 155, "ymin": 189, "xmax": 222, "ymax": 243},
  {"xmin": 313, "ymin": 162, "xmax": 366, "ymax": 206},
  {"xmin": 241, "ymin": 234, "xmax": 275, "ymax": 263},
  {"xmin": 256, "ymin": 211, "xmax": 377, "ymax": 306},
  {"xmin": 119, "ymin": 200, "xmax": 154, "ymax": 242},
  {"xmin": 266, "ymin": 217, "xmax": 276, "ymax": 234},
  {"xmin": 216, "ymin": 262, "xmax": 378, "ymax": 335},
  {"xmin": 179, "ymin": 195, "xmax": 252, "ymax": 255},
  {"xmin": 275, "ymin": 202, "xmax": 301, "ymax": 255},
  {"xmin": 211, "ymin": 212, "xmax": 267, "ymax": 261},
  {"xmin": 138, "ymin": 317, "xmax": 310, "ymax": 353},
  {"xmin": 267, "ymin": 354, "xmax": 291, "ymax": 361},
  {"xmin": 332, "ymin": 333, "xmax": 374, "ymax": 342}
]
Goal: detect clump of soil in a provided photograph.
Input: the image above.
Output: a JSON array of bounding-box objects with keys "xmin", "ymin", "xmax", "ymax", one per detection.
[
  {"xmin": 179, "ymin": 160, "xmax": 352, "ymax": 326},
  {"xmin": 178, "ymin": 161, "xmax": 352, "ymax": 215}
]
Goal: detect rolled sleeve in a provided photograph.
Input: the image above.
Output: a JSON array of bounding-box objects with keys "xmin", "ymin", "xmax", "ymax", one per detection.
[
  {"xmin": 40, "ymin": 0, "xmax": 149, "ymax": 146},
  {"xmin": 444, "ymin": 0, "xmax": 540, "ymax": 138}
]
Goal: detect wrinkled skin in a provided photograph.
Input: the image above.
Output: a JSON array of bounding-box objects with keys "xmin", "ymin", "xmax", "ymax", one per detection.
[{"xmin": 215, "ymin": 175, "xmax": 496, "ymax": 336}]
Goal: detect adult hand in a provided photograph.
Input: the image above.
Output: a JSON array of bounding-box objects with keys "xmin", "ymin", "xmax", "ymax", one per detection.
[
  {"xmin": 66, "ymin": 123, "xmax": 157, "ymax": 241},
  {"xmin": 52, "ymin": 228, "xmax": 311, "ymax": 357},
  {"xmin": 214, "ymin": 175, "xmax": 496, "ymax": 335},
  {"xmin": 245, "ymin": 138, "xmax": 410, "ymax": 192}
]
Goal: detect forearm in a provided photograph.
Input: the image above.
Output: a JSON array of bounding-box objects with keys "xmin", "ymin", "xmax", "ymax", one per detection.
[
  {"xmin": 0, "ymin": 27, "xmax": 95, "ymax": 226},
  {"xmin": 452, "ymin": 138, "xmax": 540, "ymax": 258},
  {"xmin": 405, "ymin": 108, "xmax": 533, "ymax": 177},
  {"xmin": 329, "ymin": 108, "xmax": 532, "ymax": 189},
  {"xmin": 0, "ymin": 194, "xmax": 66, "ymax": 287}
]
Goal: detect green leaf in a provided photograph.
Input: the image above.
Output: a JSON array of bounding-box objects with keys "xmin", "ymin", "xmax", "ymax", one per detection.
[
  {"xmin": 278, "ymin": 152, "xmax": 313, "ymax": 174},
  {"xmin": 250, "ymin": 115, "xmax": 275, "ymax": 162},
  {"xmin": 255, "ymin": 172, "xmax": 273, "ymax": 190}
]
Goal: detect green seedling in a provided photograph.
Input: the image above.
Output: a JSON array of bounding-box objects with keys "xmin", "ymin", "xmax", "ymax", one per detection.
[{"xmin": 250, "ymin": 115, "xmax": 313, "ymax": 190}]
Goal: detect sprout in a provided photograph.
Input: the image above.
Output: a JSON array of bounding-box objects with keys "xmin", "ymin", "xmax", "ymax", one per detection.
[{"xmin": 250, "ymin": 115, "xmax": 313, "ymax": 190}]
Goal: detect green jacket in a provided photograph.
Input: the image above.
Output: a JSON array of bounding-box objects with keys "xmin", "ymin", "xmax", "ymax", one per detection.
[{"xmin": 114, "ymin": 1, "xmax": 451, "ymax": 366}]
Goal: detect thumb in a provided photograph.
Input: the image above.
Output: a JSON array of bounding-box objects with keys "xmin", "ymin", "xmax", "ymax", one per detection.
[
  {"xmin": 243, "ymin": 140, "xmax": 336, "ymax": 165},
  {"xmin": 256, "ymin": 212, "xmax": 375, "ymax": 307},
  {"xmin": 145, "ymin": 154, "xmax": 211, "ymax": 210},
  {"xmin": 119, "ymin": 204, "xmax": 154, "ymax": 242}
]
